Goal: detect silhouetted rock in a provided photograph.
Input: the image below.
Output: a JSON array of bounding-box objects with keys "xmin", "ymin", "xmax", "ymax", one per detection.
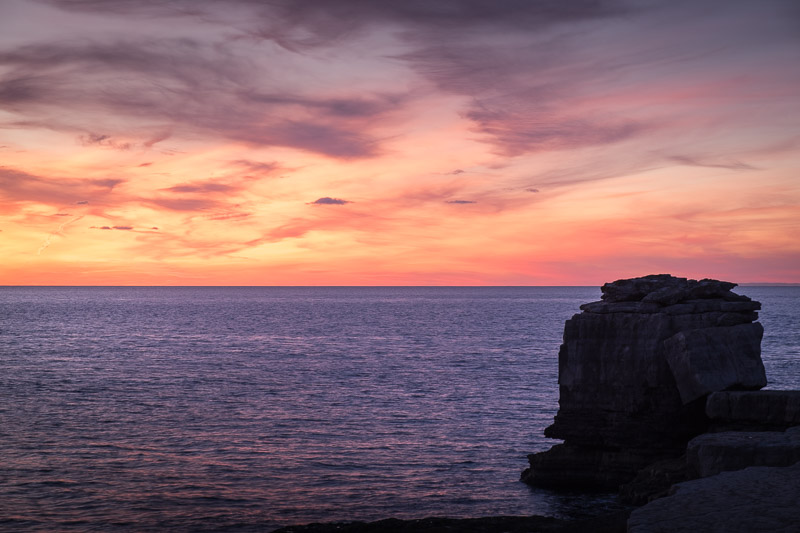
[
  {"xmin": 686, "ymin": 426, "xmax": 800, "ymax": 478},
  {"xmin": 664, "ymin": 323, "xmax": 765, "ymax": 403},
  {"xmin": 524, "ymin": 274, "xmax": 766, "ymax": 490},
  {"xmin": 627, "ymin": 462, "xmax": 800, "ymax": 533},
  {"xmin": 706, "ymin": 390, "xmax": 800, "ymax": 431},
  {"xmin": 600, "ymin": 275, "xmax": 737, "ymax": 304}
]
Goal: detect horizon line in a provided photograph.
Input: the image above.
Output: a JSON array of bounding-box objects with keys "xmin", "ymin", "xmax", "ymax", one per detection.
[{"xmin": 2, "ymin": 283, "xmax": 798, "ymax": 288}]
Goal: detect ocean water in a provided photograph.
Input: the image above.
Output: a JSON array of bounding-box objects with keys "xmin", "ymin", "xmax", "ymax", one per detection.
[{"xmin": 0, "ymin": 286, "xmax": 797, "ymax": 531}]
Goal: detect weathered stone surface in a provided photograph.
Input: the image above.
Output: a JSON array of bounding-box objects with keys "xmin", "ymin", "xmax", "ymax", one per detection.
[
  {"xmin": 686, "ymin": 426, "xmax": 800, "ymax": 478},
  {"xmin": 627, "ymin": 462, "xmax": 800, "ymax": 533},
  {"xmin": 525, "ymin": 274, "xmax": 764, "ymax": 490},
  {"xmin": 706, "ymin": 390, "xmax": 800, "ymax": 431},
  {"xmin": 663, "ymin": 323, "xmax": 766, "ymax": 404},
  {"xmin": 601, "ymin": 274, "xmax": 737, "ymax": 304},
  {"xmin": 522, "ymin": 444, "xmax": 669, "ymax": 491},
  {"xmin": 600, "ymin": 274, "xmax": 682, "ymax": 303},
  {"xmin": 579, "ymin": 301, "xmax": 662, "ymax": 314},
  {"xmin": 618, "ymin": 456, "xmax": 690, "ymax": 506}
]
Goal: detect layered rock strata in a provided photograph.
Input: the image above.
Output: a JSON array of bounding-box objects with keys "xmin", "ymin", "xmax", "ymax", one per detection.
[
  {"xmin": 523, "ymin": 274, "xmax": 766, "ymax": 490},
  {"xmin": 706, "ymin": 390, "xmax": 800, "ymax": 431}
]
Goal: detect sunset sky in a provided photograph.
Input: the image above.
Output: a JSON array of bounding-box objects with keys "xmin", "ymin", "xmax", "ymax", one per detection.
[{"xmin": 1, "ymin": 0, "xmax": 798, "ymax": 285}]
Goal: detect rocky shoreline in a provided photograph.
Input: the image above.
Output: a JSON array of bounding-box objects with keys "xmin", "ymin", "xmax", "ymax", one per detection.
[
  {"xmin": 277, "ymin": 275, "xmax": 800, "ymax": 532},
  {"xmin": 273, "ymin": 511, "xmax": 631, "ymax": 533}
]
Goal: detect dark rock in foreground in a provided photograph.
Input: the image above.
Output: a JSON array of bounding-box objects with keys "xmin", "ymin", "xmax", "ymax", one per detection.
[
  {"xmin": 619, "ymin": 389, "xmax": 800, "ymax": 505},
  {"xmin": 272, "ymin": 511, "xmax": 630, "ymax": 533},
  {"xmin": 627, "ymin": 462, "xmax": 800, "ymax": 533},
  {"xmin": 524, "ymin": 274, "xmax": 766, "ymax": 490}
]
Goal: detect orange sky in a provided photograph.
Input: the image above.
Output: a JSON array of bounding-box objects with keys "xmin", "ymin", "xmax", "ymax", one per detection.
[{"xmin": 1, "ymin": 0, "xmax": 799, "ymax": 285}]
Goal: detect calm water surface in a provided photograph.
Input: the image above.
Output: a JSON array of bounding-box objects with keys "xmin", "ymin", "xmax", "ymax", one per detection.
[{"xmin": 0, "ymin": 286, "xmax": 797, "ymax": 531}]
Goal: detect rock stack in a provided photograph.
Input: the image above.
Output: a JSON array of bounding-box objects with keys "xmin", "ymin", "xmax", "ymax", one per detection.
[{"xmin": 523, "ymin": 274, "xmax": 765, "ymax": 489}]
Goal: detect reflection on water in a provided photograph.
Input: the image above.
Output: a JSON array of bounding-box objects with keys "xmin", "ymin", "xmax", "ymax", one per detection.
[{"xmin": 0, "ymin": 286, "xmax": 795, "ymax": 531}]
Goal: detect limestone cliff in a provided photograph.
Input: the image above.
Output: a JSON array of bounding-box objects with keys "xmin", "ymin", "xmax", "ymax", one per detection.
[{"xmin": 523, "ymin": 274, "xmax": 765, "ymax": 490}]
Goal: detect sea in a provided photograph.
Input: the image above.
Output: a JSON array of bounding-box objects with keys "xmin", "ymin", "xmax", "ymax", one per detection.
[{"xmin": 1, "ymin": 286, "xmax": 798, "ymax": 532}]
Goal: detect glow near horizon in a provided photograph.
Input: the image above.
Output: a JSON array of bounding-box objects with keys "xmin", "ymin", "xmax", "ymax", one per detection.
[{"xmin": 0, "ymin": 0, "xmax": 798, "ymax": 285}]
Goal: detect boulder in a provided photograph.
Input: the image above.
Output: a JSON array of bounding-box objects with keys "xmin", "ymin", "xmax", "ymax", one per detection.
[
  {"xmin": 627, "ymin": 462, "xmax": 800, "ymax": 533},
  {"xmin": 663, "ymin": 323, "xmax": 766, "ymax": 404},
  {"xmin": 524, "ymin": 275, "xmax": 765, "ymax": 489}
]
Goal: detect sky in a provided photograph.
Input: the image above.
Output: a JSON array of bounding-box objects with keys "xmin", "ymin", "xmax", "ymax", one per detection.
[{"xmin": 1, "ymin": 0, "xmax": 798, "ymax": 286}]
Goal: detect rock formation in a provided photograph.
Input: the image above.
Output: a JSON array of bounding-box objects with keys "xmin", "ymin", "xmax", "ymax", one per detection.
[{"xmin": 523, "ymin": 274, "xmax": 766, "ymax": 490}]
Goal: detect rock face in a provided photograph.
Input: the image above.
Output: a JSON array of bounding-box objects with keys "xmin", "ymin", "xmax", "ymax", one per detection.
[
  {"xmin": 706, "ymin": 390, "xmax": 800, "ymax": 431},
  {"xmin": 523, "ymin": 274, "xmax": 766, "ymax": 490},
  {"xmin": 627, "ymin": 462, "xmax": 800, "ymax": 533},
  {"xmin": 686, "ymin": 427, "xmax": 800, "ymax": 478}
]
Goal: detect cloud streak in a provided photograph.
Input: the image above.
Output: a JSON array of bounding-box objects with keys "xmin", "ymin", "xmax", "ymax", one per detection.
[
  {"xmin": 0, "ymin": 167, "xmax": 122, "ymax": 208},
  {"xmin": 37, "ymin": 215, "xmax": 83, "ymax": 255}
]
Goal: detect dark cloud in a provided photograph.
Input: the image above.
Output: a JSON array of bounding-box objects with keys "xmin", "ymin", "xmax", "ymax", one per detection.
[
  {"xmin": 78, "ymin": 132, "xmax": 131, "ymax": 150},
  {"xmin": 30, "ymin": 0, "xmax": 800, "ymax": 163},
  {"xmin": 235, "ymin": 0, "xmax": 631, "ymax": 52},
  {"xmin": 113, "ymin": 225, "xmax": 133, "ymax": 230},
  {"xmin": 445, "ymin": 199, "xmax": 476, "ymax": 204},
  {"xmin": 90, "ymin": 178, "xmax": 124, "ymax": 189},
  {"xmin": 46, "ymin": 0, "xmax": 629, "ymax": 25},
  {"xmin": 231, "ymin": 159, "xmax": 281, "ymax": 174},
  {"xmin": 0, "ymin": 74, "xmax": 53, "ymax": 105},
  {"xmin": 0, "ymin": 167, "xmax": 119, "ymax": 206},
  {"xmin": 310, "ymin": 197, "xmax": 350, "ymax": 205},
  {"xmin": 466, "ymin": 108, "xmax": 647, "ymax": 155},
  {"xmin": 243, "ymin": 91, "xmax": 404, "ymax": 119},
  {"xmin": 0, "ymin": 38, "xmax": 400, "ymax": 158},
  {"xmin": 143, "ymin": 129, "xmax": 172, "ymax": 147},
  {"xmin": 91, "ymin": 225, "xmax": 112, "ymax": 230},
  {"xmin": 26, "ymin": 1, "xmax": 637, "ymax": 159},
  {"xmin": 525, "ymin": 188, "xmax": 540, "ymax": 193}
]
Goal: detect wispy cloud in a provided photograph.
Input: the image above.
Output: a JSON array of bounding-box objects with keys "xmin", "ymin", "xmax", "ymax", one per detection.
[
  {"xmin": 0, "ymin": 37, "xmax": 404, "ymax": 158},
  {"xmin": 37, "ymin": 215, "xmax": 83, "ymax": 255},
  {"xmin": 231, "ymin": 159, "xmax": 282, "ymax": 175},
  {"xmin": 162, "ymin": 181, "xmax": 238, "ymax": 194},
  {"xmin": 0, "ymin": 167, "xmax": 123, "ymax": 208},
  {"xmin": 78, "ymin": 133, "xmax": 131, "ymax": 150},
  {"xmin": 146, "ymin": 197, "xmax": 222, "ymax": 212},
  {"xmin": 669, "ymin": 155, "xmax": 758, "ymax": 171}
]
